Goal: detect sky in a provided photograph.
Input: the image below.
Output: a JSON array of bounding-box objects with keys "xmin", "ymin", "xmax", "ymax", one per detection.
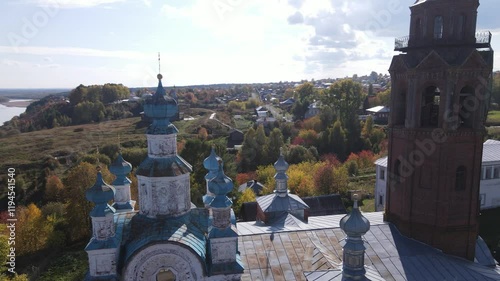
[{"xmin": 0, "ymin": 0, "xmax": 499, "ymax": 89}]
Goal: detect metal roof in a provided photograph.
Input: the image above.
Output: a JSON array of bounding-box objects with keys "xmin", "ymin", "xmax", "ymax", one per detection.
[
  {"xmin": 483, "ymin": 139, "xmax": 500, "ymax": 163},
  {"xmin": 257, "ymin": 193, "xmax": 310, "ymax": 213},
  {"xmin": 366, "ymin": 106, "xmax": 390, "ymax": 113},
  {"xmin": 374, "ymin": 156, "xmax": 388, "ymax": 168},
  {"xmin": 237, "ymin": 212, "xmax": 500, "ymax": 281}
]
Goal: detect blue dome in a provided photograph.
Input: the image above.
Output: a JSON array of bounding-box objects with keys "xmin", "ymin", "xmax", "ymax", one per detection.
[
  {"xmin": 86, "ymin": 171, "xmax": 116, "ymax": 217},
  {"xmin": 110, "ymin": 154, "xmax": 132, "ymax": 185},
  {"xmin": 143, "ymin": 78, "xmax": 178, "ymax": 120},
  {"xmin": 340, "ymin": 196, "xmax": 370, "ymax": 236},
  {"xmin": 203, "ymin": 147, "xmax": 222, "ymax": 179},
  {"xmin": 208, "ymin": 164, "xmax": 233, "ymax": 197},
  {"xmin": 274, "ymin": 152, "xmax": 289, "ymax": 172}
]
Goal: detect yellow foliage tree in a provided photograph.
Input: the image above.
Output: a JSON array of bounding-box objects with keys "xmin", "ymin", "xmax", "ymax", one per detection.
[
  {"xmin": 45, "ymin": 175, "xmax": 64, "ymax": 202},
  {"xmin": 16, "ymin": 204, "xmax": 53, "ymax": 256},
  {"xmin": 62, "ymin": 162, "xmax": 114, "ymax": 243}
]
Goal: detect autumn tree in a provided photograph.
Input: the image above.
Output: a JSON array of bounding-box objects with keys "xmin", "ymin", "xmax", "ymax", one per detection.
[
  {"xmin": 234, "ymin": 188, "xmax": 257, "ymax": 214},
  {"xmin": 62, "ymin": 162, "xmax": 113, "ymax": 243},
  {"xmin": 44, "ymin": 175, "xmax": 64, "ymax": 202},
  {"xmin": 16, "ymin": 204, "xmax": 54, "ymax": 255}
]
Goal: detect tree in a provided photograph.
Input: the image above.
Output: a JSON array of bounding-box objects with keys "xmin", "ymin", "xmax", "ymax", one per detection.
[
  {"xmin": 330, "ymin": 120, "xmax": 347, "ymax": 161},
  {"xmin": 286, "ymin": 145, "xmax": 316, "ymax": 165},
  {"xmin": 68, "ymin": 84, "xmax": 87, "ymax": 105},
  {"xmin": 16, "ymin": 204, "xmax": 54, "ymax": 255},
  {"xmin": 62, "ymin": 162, "xmax": 113, "ymax": 243},
  {"xmin": 45, "ymin": 175, "xmax": 64, "ymax": 202},
  {"xmin": 295, "ymin": 82, "xmax": 316, "ymax": 103},
  {"xmin": 255, "ymin": 125, "xmax": 267, "ymax": 165},
  {"xmin": 198, "ymin": 127, "xmax": 208, "ymax": 140},
  {"xmin": 319, "ymin": 105, "xmax": 336, "ymax": 130},
  {"xmin": 362, "ymin": 115, "xmax": 374, "ymax": 138},
  {"xmin": 267, "ymin": 128, "xmax": 284, "ymax": 163},
  {"xmin": 322, "ymin": 79, "xmax": 365, "ymax": 154},
  {"xmin": 238, "ymin": 128, "xmax": 258, "ymax": 172},
  {"xmin": 234, "ymin": 188, "xmax": 256, "ymax": 215}
]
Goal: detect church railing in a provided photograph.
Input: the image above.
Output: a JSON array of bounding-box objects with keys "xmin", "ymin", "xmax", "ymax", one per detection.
[{"xmin": 476, "ymin": 31, "xmax": 492, "ymax": 45}]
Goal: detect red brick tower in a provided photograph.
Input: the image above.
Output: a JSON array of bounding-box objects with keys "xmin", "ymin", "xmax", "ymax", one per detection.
[{"xmin": 386, "ymin": 0, "xmax": 493, "ymax": 260}]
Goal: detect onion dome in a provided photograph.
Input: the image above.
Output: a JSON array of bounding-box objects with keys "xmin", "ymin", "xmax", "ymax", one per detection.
[
  {"xmin": 143, "ymin": 74, "xmax": 178, "ymax": 135},
  {"xmin": 204, "ymin": 147, "xmax": 222, "ymax": 180},
  {"xmin": 86, "ymin": 167, "xmax": 116, "ymax": 217},
  {"xmin": 274, "ymin": 150, "xmax": 289, "ymax": 173},
  {"xmin": 340, "ymin": 194, "xmax": 370, "ymax": 237},
  {"xmin": 109, "ymin": 153, "xmax": 132, "ymax": 186},
  {"xmin": 274, "ymin": 149, "xmax": 289, "ymax": 196},
  {"xmin": 208, "ymin": 163, "xmax": 233, "ymax": 208}
]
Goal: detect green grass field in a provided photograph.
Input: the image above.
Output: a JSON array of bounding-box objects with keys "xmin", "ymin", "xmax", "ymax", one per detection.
[{"xmin": 487, "ymin": 110, "xmax": 500, "ymax": 125}]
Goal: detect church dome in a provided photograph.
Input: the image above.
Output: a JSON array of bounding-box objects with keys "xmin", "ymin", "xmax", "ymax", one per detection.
[
  {"xmin": 273, "ymin": 151, "xmax": 289, "ymax": 173},
  {"xmin": 110, "ymin": 153, "xmax": 132, "ymax": 185},
  {"xmin": 340, "ymin": 195, "xmax": 370, "ymax": 236},
  {"xmin": 86, "ymin": 168, "xmax": 115, "ymax": 216}
]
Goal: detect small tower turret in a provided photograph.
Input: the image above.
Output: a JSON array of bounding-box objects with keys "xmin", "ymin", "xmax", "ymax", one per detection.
[
  {"xmin": 340, "ymin": 194, "xmax": 370, "ymax": 281},
  {"xmin": 206, "ymin": 162, "xmax": 244, "ymax": 275},
  {"xmin": 110, "ymin": 153, "xmax": 135, "ymax": 212},
  {"xmin": 203, "ymin": 147, "xmax": 222, "ymax": 206},
  {"xmin": 274, "ymin": 149, "xmax": 289, "ymax": 197},
  {"xmin": 85, "ymin": 167, "xmax": 119, "ymax": 280}
]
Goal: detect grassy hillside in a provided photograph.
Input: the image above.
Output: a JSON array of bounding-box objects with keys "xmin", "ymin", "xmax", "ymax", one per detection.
[{"xmin": 0, "ymin": 117, "xmax": 146, "ymax": 170}]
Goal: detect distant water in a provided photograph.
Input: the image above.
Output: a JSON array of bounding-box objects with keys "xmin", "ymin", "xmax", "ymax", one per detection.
[{"xmin": 0, "ymin": 99, "xmax": 30, "ymax": 125}]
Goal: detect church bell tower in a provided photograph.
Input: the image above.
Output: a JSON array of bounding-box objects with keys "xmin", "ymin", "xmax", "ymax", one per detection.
[{"xmin": 386, "ymin": 0, "xmax": 493, "ymax": 260}]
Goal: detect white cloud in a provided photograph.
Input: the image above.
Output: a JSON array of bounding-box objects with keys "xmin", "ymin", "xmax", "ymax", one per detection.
[{"xmin": 0, "ymin": 46, "xmax": 148, "ymax": 59}]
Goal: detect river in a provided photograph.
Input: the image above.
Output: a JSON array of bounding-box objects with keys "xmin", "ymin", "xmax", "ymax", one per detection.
[{"xmin": 0, "ymin": 99, "xmax": 30, "ymax": 125}]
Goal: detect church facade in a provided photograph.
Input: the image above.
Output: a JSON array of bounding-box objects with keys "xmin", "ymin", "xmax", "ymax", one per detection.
[{"xmin": 84, "ymin": 74, "xmax": 243, "ymax": 281}]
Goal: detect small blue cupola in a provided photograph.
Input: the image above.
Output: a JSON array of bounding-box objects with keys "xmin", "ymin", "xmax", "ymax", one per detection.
[
  {"xmin": 340, "ymin": 194, "xmax": 370, "ymax": 281},
  {"xmin": 110, "ymin": 153, "xmax": 135, "ymax": 212},
  {"xmin": 84, "ymin": 166, "xmax": 120, "ymax": 280},
  {"xmin": 208, "ymin": 163, "xmax": 233, "ymax": 209},
  {"xmin": 86, "ymin": 167, "xmax": 116, "ymax": 217},
  {"xmin": 110, "ymin": 153, "xmax": 132, "ymax": 186},
  {"xmin": 143, "ymin": 74, "xmax": 179, "ymax": 135},
  {"xmin": 203, "ymin": 147, "xmax": 222, "ymax": 206}
]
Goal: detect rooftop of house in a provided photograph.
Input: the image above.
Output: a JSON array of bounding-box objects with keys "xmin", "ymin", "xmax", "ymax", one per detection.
[
  {"xmin": 237, "ymin": 211, "xmax": 500, "ymax": 281},
  {"xmin": 483, "ymin": 139, "xmax": 500, "ymax": 163}
]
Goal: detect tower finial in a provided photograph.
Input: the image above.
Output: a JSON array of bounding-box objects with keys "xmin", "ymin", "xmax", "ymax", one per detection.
[{"xmin": 157, "ymin": 52, "xmax": 163, "ymax": 80}]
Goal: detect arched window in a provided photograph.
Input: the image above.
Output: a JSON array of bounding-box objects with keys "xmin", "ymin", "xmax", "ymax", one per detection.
[
  {"xmin": 421, "ymin": 86, "xmax": 441, "ymax": 127},
  {"xmin": 434, "ymin": 16, "xmax": 444, "ymax": 39},
  {"xmin": 455, "ymin": 166, "xmax": 466, "ymax": 190},
  {"xmin": 459, "ymin": 86, "xmax": 475, "ymax": 128},
  {"xmin": 457, "ymin": 14, "xmax": 466, "ymax": 39},
  {"xmin": 157, "ymin": 269, "xmax": 176, "ymax": 281}
]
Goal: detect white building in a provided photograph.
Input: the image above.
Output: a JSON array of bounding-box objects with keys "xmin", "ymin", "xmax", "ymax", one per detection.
[{"xmin": 375, "ymin": 139, "xmax": 500, "ymax": 212}]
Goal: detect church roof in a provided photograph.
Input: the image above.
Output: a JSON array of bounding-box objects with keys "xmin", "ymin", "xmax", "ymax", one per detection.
[
  {"xmin": 119, "ymin": 209, "xmax": 209, "ymax": 267},
  {"xmin": 237, "ymin": 212, "xmax": 500, "ymax": 280},
  {"xmin": 136, "ymin": 155, "xmax": 192, "ymax": 177},
  {"xmin": 257, "ymin": 193, "xmax": 309, "ymax": 213}
]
